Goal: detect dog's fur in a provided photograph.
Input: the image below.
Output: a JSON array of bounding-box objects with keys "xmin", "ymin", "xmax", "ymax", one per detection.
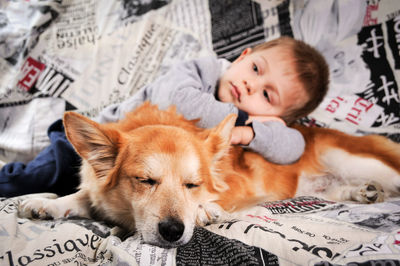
[{"xmin": 20, "ymin": 103, "xmax": 400, "ymax": 247}]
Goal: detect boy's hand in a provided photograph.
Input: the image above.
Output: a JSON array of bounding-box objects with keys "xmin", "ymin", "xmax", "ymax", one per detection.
[
  {"xmin": 246, "ymin": 115, "xmax": 286, "ymax": 125},
  {"xmin": 230, "ymin": 116, "xmax": 285, "ymax": 145},
  {"xmin": 230, "ymin": 126, "xmax": 254, "ymax": 145}
]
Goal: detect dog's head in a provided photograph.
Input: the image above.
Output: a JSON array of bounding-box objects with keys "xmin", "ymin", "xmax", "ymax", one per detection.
[{"xmin": 63, "ymin": 105, "xmax": 236, "ymax": 248}]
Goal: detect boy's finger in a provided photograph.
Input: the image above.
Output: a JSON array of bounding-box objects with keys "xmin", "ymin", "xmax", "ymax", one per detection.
[
  {"xmin": 230, "ymin": 127, "xmax": 245, "ymax": 145},
  {"xmin": 230, "ymin": 126, "xmax": 254, "ymax": 145},
  {"xmin": 246, "ymin": 115, "xmax": 286, "ymax": 125},
  {"xmin": 230, "ymin": 134, "xmax": 240, "ymax": 144}
]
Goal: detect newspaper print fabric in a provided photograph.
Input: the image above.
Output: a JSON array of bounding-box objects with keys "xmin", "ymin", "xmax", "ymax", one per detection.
[
  {"xmin": 293, "ymin": 0, "xmax": 400, "ymax": 142},
  {"xmin": 1, "ymin": 194, "xmax": 400, "ymax": 265},
  {"xmin": 0, "ymin": 0, "xmax": 213, "ymax": 164},
  {"xmin": 207, "ymin": 197, "xmax": 400, "ymax": 265}
]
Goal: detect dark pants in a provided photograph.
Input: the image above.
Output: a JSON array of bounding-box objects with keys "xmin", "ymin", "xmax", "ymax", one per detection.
[{"xmin": 0, "ymin": 119, "xmax": 81, "ymax": 197}]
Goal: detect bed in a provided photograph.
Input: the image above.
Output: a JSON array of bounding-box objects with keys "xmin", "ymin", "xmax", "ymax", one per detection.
[{"xmin": 1, "ymin": 0, "xmax": 400, "ymax": 265}]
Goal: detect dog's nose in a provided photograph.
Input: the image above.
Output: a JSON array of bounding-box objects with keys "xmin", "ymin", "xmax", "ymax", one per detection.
[{"xmin": 158, "ymin": 217, "xmax": 185, "ymax": 242}]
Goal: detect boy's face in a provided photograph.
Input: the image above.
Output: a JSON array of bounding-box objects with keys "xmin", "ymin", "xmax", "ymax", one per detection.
[{"xmin": 218, "ymin": 46, "xmax": 307, "ymax": 118}]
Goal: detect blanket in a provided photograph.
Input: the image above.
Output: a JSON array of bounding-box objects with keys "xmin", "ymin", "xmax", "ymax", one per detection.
[
  {"xmin": 1, "ymin": 0, "xmax": 400, "ymax": 265},
  {"xmin": 2, "ymin": 194, "xmax": 400, "ymax": 265}
]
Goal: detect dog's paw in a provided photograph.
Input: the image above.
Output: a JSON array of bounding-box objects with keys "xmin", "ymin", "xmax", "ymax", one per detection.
[
  {"xmin": 196, "ymin": 202, "xmax": 226, "ymax": 226},
  {"xmin": 19, "ymin": 197, "xmax": 72, "ymax": 220},
  {"xmin": 110, "ymin": 226, "xmax": 133, "ymax": 240},
  {"xmin": 353, "ymin": 181, "xmax": 385, "ymax": 204}
]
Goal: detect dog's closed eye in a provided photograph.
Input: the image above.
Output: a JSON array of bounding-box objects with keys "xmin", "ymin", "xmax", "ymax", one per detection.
[
  {"xmin": 136, "ymin": 176, "xmax": 157, "ymax": 186},
  {"xmin": 185, "ymin": 183, "xmax": 200, "ymax": 189}
]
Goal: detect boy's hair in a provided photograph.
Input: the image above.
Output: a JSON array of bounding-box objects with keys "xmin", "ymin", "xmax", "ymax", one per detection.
[{"xmin": 252, "ymin": 36, "xmax": 329, "ymax": 125}]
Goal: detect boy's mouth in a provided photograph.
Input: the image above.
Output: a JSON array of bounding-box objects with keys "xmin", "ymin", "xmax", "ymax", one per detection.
[{"xmin": 230, "ymin": 83, "xmax": 241, "ymax": 102}]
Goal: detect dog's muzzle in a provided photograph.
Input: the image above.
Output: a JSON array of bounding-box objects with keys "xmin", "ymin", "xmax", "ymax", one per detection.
[{"xmin": 158, "ymin": 217, "xmax": 185, "ymax": 243}]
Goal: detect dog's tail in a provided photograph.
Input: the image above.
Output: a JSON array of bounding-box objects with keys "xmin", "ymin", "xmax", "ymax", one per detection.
[{"xmin": 296, "ymin": 125, "xmax": 400, "ymax": 196}]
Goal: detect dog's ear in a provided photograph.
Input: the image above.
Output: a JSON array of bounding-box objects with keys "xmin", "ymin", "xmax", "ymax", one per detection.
[
  {"xmin": 206, "ymin": 113, "xmax": 236, "ymax": 159},
  {"xmin": 63, "ymin": 112, "xmax": 121, "ymax": 179},
  {"xmin": 205, "ymin": 114, "xmax": 237, "ymax": 192}
]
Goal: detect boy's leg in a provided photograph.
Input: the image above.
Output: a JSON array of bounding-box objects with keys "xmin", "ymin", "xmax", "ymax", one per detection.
[{"xmin": 0, "ymin": 119, "xmax": 81, "ymax": 197}]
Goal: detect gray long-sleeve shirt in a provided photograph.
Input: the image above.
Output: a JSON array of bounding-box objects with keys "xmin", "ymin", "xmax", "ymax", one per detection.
[{"xmin": 96, "ymin": 56, "xmax": 305, "ymax": 164}]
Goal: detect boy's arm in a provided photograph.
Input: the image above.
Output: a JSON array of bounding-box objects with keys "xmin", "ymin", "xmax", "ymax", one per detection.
[
  {"xmin": 164, "ymin": 57, "xmax": 239, "ymax": 128},
  {"xmin": 96, "ymin": 57, "xmax": 237, "ymax": 126},
  {"xmin": 156, "ymin": 58, "xmax": 239, "ymax": 128},
  {"xmin": 246, "ymin": 120, "xmax": 305, "ymax": 164},
  {"xmin": 170, "ymin": 85, "xmax": 238, "ymax": 128}
]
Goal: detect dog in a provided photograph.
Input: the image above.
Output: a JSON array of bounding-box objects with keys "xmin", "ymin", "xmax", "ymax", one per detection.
[{"xmin": 19, "ymin": 102, "xmax": 400, "ymax": 248}]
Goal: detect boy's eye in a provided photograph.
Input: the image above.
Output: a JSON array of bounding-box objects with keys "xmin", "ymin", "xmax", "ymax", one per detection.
[
  {"xmin": 252, "ymin": 64, "xmax": 258, "ymax": 73},
  {"xmin": 263, "ymin": 90, "xmax": 270, "ymax": 102}
]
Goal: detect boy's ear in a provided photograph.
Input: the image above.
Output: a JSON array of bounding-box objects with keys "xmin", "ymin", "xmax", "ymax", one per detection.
[
  {"xmin": 234, "ymin": 47, "xmax": 252, "ymax": 62},
  {"xmin": 63, "ymin": 112, "xmax": 121, "ymax": 179}
]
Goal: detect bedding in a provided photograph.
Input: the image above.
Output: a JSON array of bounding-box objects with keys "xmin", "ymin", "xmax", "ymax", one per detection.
[{"xmin": 1, "ymin": 0, "xmax": 400, "ymax": 265}]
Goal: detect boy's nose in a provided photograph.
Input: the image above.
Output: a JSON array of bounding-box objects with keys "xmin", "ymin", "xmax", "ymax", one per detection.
[{"xmin": 244, "ymin": 80, "xmax": 256, "ymax": 95}]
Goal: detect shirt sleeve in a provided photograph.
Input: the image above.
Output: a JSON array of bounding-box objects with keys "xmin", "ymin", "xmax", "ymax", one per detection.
[
  {"xmin": 247, "ymin": 120, "xmax": 305, "ymax": 164},
  {"xmin": 150, "ymin": 57, "xmax": 239, "ymax": 128},
  {"xmin": 95, "ymin": 86, "xmax": 148, "ymax": 123},
  {"xmin": 96, "ymin": 57, "xmax": 239, "ymax": 128}
]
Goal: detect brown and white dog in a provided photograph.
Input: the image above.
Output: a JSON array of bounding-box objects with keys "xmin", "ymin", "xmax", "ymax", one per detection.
[{"xmin": 19, "ymin": 102, "xmax": 400, "ymax": 248}]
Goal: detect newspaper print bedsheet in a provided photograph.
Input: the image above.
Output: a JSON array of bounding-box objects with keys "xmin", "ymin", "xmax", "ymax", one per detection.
[
  {"xmin": 1, "ymin": 194, "xmax": 400, "ymax": 265},
  {"xmin": 1, "ymin": 0, "xmax": 400, "ymax": 265}
]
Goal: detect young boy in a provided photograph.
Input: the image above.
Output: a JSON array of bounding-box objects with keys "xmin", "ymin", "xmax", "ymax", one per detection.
[
  {"xmin": 0, "ymin": 36, "xmax": 329, "ymax": 197},
  {"xmin": 97, "ymin": 36, "xmax": 329, "ymax": 164}
]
